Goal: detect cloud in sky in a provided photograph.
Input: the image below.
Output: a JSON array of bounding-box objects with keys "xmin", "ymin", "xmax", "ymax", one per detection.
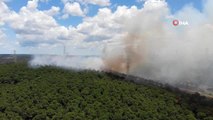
[
  {"xmin": 0, "ymin": 0, "xmax": 211, "ymax": 55},
  {"xmin": 79, "ymin": 0, "xmax": 111, "ymax": 6},
  {"xmin": 0, "ymin": 0, "xmax": 118, "ymax": 54},
  {"xmin": 62, "ymin": 2, "xmax": 85, "ymax": 18},
  {"xmin": 44, "ymin": 6, "xmax": 60, "ymax": 16},
  {"xmin": 61, "ymin": 0, "xmax": 110, "ymax": 6}
]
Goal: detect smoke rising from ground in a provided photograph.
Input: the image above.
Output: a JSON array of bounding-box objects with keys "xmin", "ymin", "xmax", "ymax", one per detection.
[
  {"xmin": 103, "ymin": 0, "xmax": 213, "ymax": 91},
  {"xmin": 30, "ymin": 0, "xmax": 213, "ymax": 93},
  {"xmin": 30, "ymin": 55, "xmax": 103, "ymax": 70}
]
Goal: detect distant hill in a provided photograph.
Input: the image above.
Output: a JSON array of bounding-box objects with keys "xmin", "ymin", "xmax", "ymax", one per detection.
[{"xmin": 0, "ymin": 63, "xmax": 212, "ymax": 120}]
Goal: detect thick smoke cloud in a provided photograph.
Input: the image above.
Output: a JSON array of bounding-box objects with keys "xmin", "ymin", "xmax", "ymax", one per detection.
[
  {"xmin": 103, "ymin": 0, "xmax": 213, "ymax": 93},
  {"xmin": 31, "ymin": 0, "xmax": 213, "ymax": 94}
]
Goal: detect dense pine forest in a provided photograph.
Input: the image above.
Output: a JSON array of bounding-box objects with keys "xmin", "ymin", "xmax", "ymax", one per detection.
[{"xmin": 0, "ymin": 63, "xmax": 213, "ymax": 120}]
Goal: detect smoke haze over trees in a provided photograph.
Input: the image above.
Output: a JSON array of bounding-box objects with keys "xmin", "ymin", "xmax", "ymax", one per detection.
[{"xmin": 31, "ymin": 0, "xmax": 213, "ymax": 93}]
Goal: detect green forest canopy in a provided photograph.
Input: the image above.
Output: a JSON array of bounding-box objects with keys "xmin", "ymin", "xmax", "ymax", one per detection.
[{"xmin": 0, "ymin": 63, "xmax": 212, "ymax": 120}]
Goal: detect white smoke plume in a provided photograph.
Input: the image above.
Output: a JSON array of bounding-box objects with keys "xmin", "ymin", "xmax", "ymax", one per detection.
[
  {"xmin": 30, "ymin": 0, "xmax": 213, "ymax": 94},
  {"xmin": 103, "ymin": 0, "xmax": 213, "ymax": 93},
  {"xmin": 30, "ymin": 55, "xmax": 103, "ymax": 70}
]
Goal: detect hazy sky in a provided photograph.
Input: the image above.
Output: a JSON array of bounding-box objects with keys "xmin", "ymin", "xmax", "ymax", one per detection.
[{"xmin": 0, "ymin": 0, "xmax": 204, "ymax": 55}]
